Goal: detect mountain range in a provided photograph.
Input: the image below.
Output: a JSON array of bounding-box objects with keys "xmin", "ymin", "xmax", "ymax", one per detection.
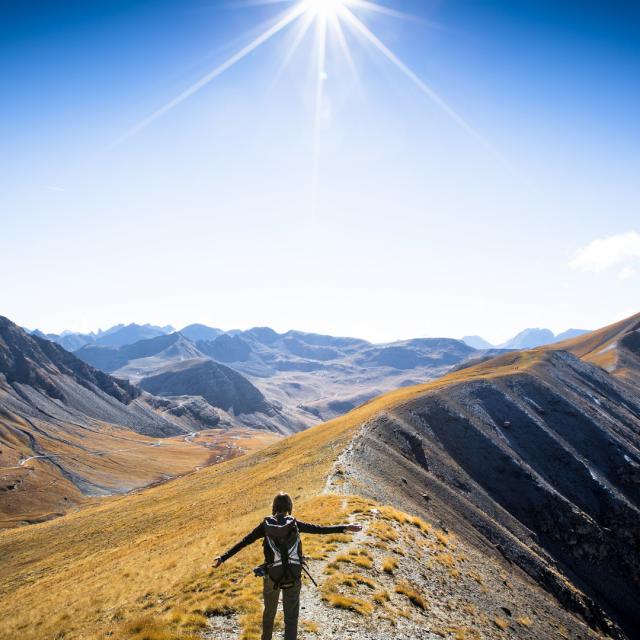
[
  {"xmin": 30, "ymin": 322, "xmax": 177, "ymax": 352},
  {"xmin": 0, "ymin": 316, "xmax": 288, "ymax": 526},
  {"xmin": 463, "ymin": 327, "xmax": 590, "ymax": 350},
  {"xmin": 72, "ymin": 326, "xmax": 501, "ymax": 430},
  {"xmin": 1, "ymin": 311, "xmax": 638, "ymax": 640}
]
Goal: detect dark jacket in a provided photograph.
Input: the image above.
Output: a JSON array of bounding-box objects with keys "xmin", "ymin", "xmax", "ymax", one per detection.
[{"xmin": 220, "ymin": 514, "xmax": 347, "ymax": 564}]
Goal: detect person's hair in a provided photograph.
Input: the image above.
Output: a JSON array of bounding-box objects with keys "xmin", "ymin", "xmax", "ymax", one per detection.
[{"xmin": 272, "ymin": 492, "xmax": 293, "ymax": 515}]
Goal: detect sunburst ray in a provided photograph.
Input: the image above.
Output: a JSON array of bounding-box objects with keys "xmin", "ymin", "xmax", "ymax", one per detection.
[
  {"xmin": 339, "ymin": 5, "xmax": 491, "ymax": 150},
  {"xmin": 109, "ymin": 0, "xmax": 500, "ymax": 196},
  {"xmin": 111, "ymin": 3, "xmax": 307, "ymax": 147}
]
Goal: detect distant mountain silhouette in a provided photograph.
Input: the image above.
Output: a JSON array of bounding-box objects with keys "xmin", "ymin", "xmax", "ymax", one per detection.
[
  {"xmin": 499, "ymin": 327, "xmax": 556, "ymax": 349},
  {"xmin": 554, "ymin": 328, "xmax": 590, "ymax": 342},
  {"xmin": 462, "ymin": 335, "xmax": 495, "ymax": 349},
  {"xmin": 27, "ymin": 323, "xmax": 175, "ymax": 351},
  {"xmin": 93, "ymin": 323, "xmax": 175, "ymax": 348},
  {"xmin": 179, "ymin": 323, "xmax": 224, "ymax": 342},
  {"xmin": 499, "ymin": 327, "xmax": 591, "ymax": 349},
  {"xmin": 69, "ymin": 326, "xmax": 494, "ymax": 427}
]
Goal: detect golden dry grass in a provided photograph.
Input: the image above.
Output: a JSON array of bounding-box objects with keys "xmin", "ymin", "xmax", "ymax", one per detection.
[
  {"xmin": 301, "ymin": 619, "xmax": 320, "ymax": 634},
  {"xmin": 322, "ymin": 592, "xmax": 374, "ymax": 616},
  {"xmin": 0, "ymin": 378, "xmax": 441, "ymax": 640},
  {"xmin": 494, "ymin": 616, "xmax": 510, "ymax": 630},
  {"xmin": 382, "ymin": 557, "xmax": 398, "ymax": 574},
  {"xmin": 515, "ymin": 615, "xmax": 533, "ymax": 627},
  {"xmin": 435, "ymin": 530, "xmax": 451, "ymax": 546},
  {"xmin": 329, "ymin": 548, "xmax": 374, "ymax": 570},
  {"xmin": 394, "ymin": 581, "xmax": 428, "ymax": 611},
  {"xmin": 368, "ymin": 519, "xmax": 398, "ymax": 543},
  {"xmin": 435, "ymin": 552, "xmax": 455, "ymax": 567}
]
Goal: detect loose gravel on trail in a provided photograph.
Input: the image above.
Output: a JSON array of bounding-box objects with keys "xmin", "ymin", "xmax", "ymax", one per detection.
[{"xmin": 203, "ymin": 497, "xmax": 603, "ymax": 640}]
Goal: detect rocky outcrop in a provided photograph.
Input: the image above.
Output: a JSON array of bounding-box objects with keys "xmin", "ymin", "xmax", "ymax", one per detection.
[
  {"xmin": 139, "ymin": 359, "xmax": 271, "ymax": 416},
  {"xmin": 1, "ymin": 316, "xmax": 139, "ymax": 405}
]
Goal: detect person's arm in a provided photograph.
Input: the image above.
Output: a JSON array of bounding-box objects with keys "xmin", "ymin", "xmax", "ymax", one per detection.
[
  {"xmin": 297, "ymin": 520, "xmax": 362, "ymax": 534},
  {"xmin": 213, "ymin": 522, "xmax": 264, "ymax": 567}
]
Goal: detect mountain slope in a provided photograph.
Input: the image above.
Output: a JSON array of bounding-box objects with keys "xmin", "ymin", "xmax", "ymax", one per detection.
[
  {"xmin": 555, "ymin": 328, "xmax": 590, "ymax": 342},
  {"xmin": 74, "ymin": 326, "xmax": 490, "ymax": 429},
  {"xmin": 197, "ymin": 330, "xmax": 488, "ymax": 424},
  {"xmin": 0, "ymin": 317, "xmax": 214, "ymax": 525},
  {"xmin": 76, "ymin": 333, "xmax": 302, "ymax": 433},
  {"xmin": 138, "ymin": 359, "xmax": 279, "ymax": 421},
  {"xmin": 551, "ymin": 311, "xmax": 640, "ymax": 385},
  {"xmin": 75, "ymin": 332, "xmax": 204, "ymax": 379},
  {"xmin": 332, "ymin": 318, "xmax": 640, "ymax": 638}
]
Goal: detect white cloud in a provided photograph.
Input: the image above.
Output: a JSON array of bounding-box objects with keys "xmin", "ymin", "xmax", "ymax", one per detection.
[
  {"xmin": 569, "ymin": 231, "xmax": 640, "ymax": 273},
  {"xmin": 618, "ymin": 266, "xmax": 636, "ymax": 281}
]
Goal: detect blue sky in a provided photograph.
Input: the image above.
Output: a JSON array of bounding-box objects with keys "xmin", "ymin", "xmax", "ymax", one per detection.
[{"xmin": 2, "ymin": 0, "xmax": 639, "ymax": 343}]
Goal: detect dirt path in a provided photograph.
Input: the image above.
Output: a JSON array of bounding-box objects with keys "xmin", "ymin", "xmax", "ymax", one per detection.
[
  {"xmin": 202, "ymin": 497, "xmax": 603, "ymax": 640},
  {"xmin": 204, "ymin": 506, "xmax": 444, "ymax": 640}
]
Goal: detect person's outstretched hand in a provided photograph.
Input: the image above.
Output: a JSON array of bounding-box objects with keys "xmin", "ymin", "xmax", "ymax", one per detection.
[
  {"xmin": 212, "ymin": 556, "xmax": 223, "ymax": 568},
  {"xmin": 347, "ymin": 524, "xmax": 363, "ymax": 532}
]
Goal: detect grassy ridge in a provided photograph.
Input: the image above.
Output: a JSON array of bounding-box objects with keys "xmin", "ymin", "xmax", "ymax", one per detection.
[
  {"xmin": 546, "ymin": 311, "xmax": 640, "ymax": 372},
  {"xmin": 1, "ymin": 386, "xmax": 424, "ymax": 639}
]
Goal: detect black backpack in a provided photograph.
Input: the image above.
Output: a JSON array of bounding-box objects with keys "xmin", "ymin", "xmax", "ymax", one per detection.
[{"xmin": 264, "ymin": 516, "xmax": 303, "ymax": 590}]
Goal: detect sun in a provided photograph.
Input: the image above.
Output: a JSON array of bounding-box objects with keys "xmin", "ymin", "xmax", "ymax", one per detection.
[
  {"xmin": 115, "ymin": 0, "xmax": 489, "ymax": 197},
  {"xmin": 303, "ymin": 0, "xmax": 350, "ymax": 17}
]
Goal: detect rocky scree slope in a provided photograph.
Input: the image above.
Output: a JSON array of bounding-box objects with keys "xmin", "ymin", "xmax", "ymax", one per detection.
[
  {"xmin": 138, "ymin": 358, "xmax": 290, "ymax": 427},
  {"xmin": 330, "ymin": 344, "xmax": 640, "ymax": 639},
  {"xmin": 0, "ymin": 317, "xmax": 215, "ymax": 524},
  {"xmin": 0, "ymin": 316, "xmax": 177, "ymax": 435}
]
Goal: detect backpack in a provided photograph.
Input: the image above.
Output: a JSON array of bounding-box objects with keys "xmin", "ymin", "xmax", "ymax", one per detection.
[{"xmin": 264, "ymin": 516, "xmax": 303, "ymax": 590}]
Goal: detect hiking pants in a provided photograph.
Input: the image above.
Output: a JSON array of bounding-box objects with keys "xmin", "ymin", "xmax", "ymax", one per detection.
[{"xmin": 262, "ymin": 575, "xmax": 301, "ymax": 640}]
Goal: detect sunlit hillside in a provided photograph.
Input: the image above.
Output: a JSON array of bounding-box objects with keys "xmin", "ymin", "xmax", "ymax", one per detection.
[
  {"xmin": 547, "ymin": 312, "xmax": 640, "ymax": 383},
  {"xmin": 0, "ymin": 389, "xmax": 401, "ymax": 639}
]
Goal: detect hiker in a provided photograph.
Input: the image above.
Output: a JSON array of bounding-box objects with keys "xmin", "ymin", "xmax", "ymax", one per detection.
[{"xmin": 213, "ymin": 492, "xmax": 362, "ymax": 640}]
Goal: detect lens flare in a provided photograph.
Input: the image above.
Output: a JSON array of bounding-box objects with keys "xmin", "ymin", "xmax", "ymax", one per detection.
[
  {"xmin": 304, "ymin": 0, "xmax": 349, "ymax": 16},
  {"xmin": 112, "ymin": 1, "xmax": 495, "ymax": 209}
]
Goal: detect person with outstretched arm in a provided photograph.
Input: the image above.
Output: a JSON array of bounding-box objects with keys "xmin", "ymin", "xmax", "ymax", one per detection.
[{"xmin": 213, "ymin": 492, "xmax": 362, "ymax": 640}]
